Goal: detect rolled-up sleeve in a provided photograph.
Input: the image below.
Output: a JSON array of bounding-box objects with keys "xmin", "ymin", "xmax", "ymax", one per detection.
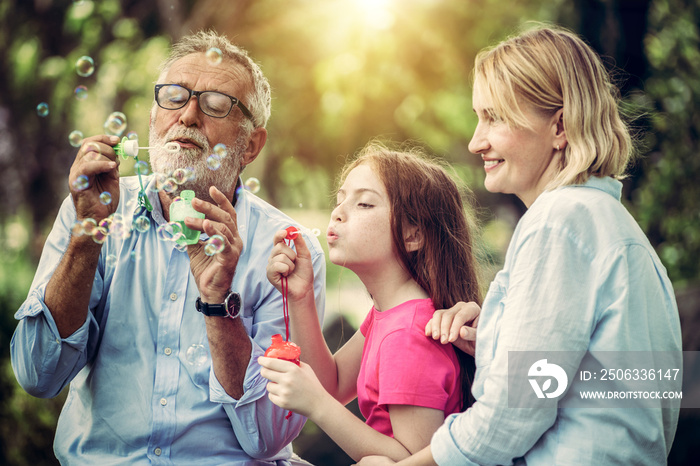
[{"xmin": 10, "ymin": 196, "xmax": 100, "ymax": 399}]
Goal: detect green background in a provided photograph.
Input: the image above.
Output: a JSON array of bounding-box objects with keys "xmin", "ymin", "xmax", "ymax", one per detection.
[{"xmin": 1, "ymin": 0, "xmax": 698, "ymax": 464}]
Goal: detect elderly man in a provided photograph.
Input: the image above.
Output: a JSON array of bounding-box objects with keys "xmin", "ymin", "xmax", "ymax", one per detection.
[{"xmin": 11, "ymin": 31, "xmax": 325, "ymax": 465}]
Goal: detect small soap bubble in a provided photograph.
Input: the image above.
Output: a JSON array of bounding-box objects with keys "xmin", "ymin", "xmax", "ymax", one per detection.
[
  {"xmin": 174, "ymin": 242, "xmax": 188, "ymax": 252},
  {"xmin": 130, "ymin": 250, "xmax": 139, "ymax": 262},
  {"xmin": 69, "ymin": 130, "xmax": 84, "ymax": 147},
  {"xmin": 162, "ymin": 178, "xmax": 178, "ymax": 193},
  {"xmin": 72, "ymin": 174, "xmax": 89, "ymax": 191},
  {"xmin": 36, "ymin": 102, "xmax": 49, "ymax": 117},
  {"xmin": 104, "ymin": 111, "xmax": 127, "ymax": 136},
  {"xmin": 133, "ymin": 215, "xmax": 151, "ymax": 233},
  {"xmin": 81, "ymin": 218, "xmax": 97, "ymax": 235},
  {"xmin": 206, "ymin": 154, "xmax": 221, "ymax": 170},
  {"xmin": 311, "ymin": 228, "xmax": 321, "ymax": 237},
  {"xmin": 172, "ymin": 168, "xmax": 189, "ymax": 185},
  {"xmin": 92, "ymin": 227, "xmax": 108, "ymax": 244},
  {"xmin": 205, "ymin": 47, "xmax": 223, "ymax": 65},
  {"xmin": 152, "ymin": 173, "xmax": 168, "ymax": 192},
  {"xmin": 110, "ymin": 218, "xmax": 129, "ymax": 239},
  {"xmin": 98, "ymin": 217, "xmax": 112, "ymax": 231},
  {"xmin": 244, "ymin": 177, "xmax": 260, "ymax": 194},
  {"xmin": 74, "ymin": 85, "xmax": 88, "ymax": 100},
  {"xmin": 99, "ymin": 191, "xmax": 112, "ymax": 205},
  {"xmin": 71, "ymin": 221, "xmax": 84, "ymax": 236},
  {"xmin": 105, "ymin": 254, "xmax": 117, "ymax": 268},
  {"xmin": 204, "ymin": 234, "xmax": 226, "ymax": 256},
  {"xmin": 186, "ymin": 343, "xmax": 209, "ymax": 366},
  {"xmin": 213, "ymin": 143, "xmax": 228, "ymax": 158},
  {"xmin": 75, "ymin": 56, "xmax": 95, "ymax": 77},
  {"xmin": 134, "ymin": 160, "xmax": 150, "ymax": 175},
  {"xmin": 126, "ymin": 131, "xmax": 138, "ymax": 140},
  {"xmin": 157, "ymin": 221, "xmax": 183, "ymax": 242}
]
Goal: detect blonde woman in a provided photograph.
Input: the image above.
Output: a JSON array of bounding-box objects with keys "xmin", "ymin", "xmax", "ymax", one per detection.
[{"xmin": 360, "ymin": 24, "xmax": 682, "ymax": 466}]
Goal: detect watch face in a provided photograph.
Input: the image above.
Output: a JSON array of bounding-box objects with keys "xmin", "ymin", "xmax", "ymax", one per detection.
[{"xmin": 226, "ymin": 292, "xmax": 241, "ymax": 318}]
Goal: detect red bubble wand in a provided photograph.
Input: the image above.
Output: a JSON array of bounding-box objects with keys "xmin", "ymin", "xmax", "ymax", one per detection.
[{"xmin": 264, "ymin": 227, "xmax": 302, "ymax": 419}]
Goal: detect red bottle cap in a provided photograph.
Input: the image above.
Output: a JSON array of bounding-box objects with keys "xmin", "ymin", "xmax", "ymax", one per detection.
[{"xmin": 285, "ymin": 226, "xmax": 299, "ymax": 240}]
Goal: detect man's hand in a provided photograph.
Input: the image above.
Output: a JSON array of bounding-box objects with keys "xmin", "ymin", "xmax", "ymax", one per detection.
[
  {"xmin": 425, "ymin": 301, "xmax": 480, "ymax": 356},
  {"xmin": 69, "ymin": 135, "xmax": 121, "ymax": 222},
  {"xmin": 185, "ymin": 186, "xmax": 244, "ymax": 302}
]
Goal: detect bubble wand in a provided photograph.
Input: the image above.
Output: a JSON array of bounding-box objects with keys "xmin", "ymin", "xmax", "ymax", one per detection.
[
  {"xmin": 114, "ymin": 137, "xmax": 180, "ymax": 212},
  {"xmin": 264, "ymin": 226, "xmax": 302, "ymax": 419}
]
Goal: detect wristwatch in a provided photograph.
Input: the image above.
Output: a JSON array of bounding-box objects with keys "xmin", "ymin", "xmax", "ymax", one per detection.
[{"xmin": 195, "ymin": 291, "xmax": 242, "ymax": 318}]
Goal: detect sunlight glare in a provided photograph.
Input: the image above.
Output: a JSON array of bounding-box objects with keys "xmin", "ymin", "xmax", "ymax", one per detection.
[{"xmin": 352, "ymin": 0, "xmax": 395, "ymax": 30}]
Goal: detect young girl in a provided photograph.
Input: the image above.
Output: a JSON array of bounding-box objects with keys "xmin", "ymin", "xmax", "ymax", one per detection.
[{"xmin": 258, "ymin": 143, "xmax": 480, "ymax": 462}]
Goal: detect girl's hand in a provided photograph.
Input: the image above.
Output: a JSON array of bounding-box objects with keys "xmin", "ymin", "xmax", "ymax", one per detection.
[
  {"xmin": 425, "ymin": 301, "xmax": 480, "ymax": 356},
  {"xmin": 258, "ymin": 356, "xmax": 328, "ymax": 419},
  {"xmin": 266, "ymin": 229, "xmax": 315, "ymax": 302}
]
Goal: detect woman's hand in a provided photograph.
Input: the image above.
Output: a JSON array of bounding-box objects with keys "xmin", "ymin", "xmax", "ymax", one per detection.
[
  {"xmin": 258, "ymin": 356, "xmax": 329, "ymax": 419},
  {"xmin": 425, "ymin": 301, "xmax": 480, "ymax": 356},
  {"xmin": 266, "ymin": 230, "xmax": 315, "ymax": 302}
]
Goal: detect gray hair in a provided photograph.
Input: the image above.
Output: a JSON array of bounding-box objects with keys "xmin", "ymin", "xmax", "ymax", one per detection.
[{"xmin": 157, "ymin": 30, "xmax": 271, "ymax": 130}]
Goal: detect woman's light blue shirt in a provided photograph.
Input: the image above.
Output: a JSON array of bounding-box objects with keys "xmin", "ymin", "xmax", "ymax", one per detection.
[{"xmin": 432, "ymin": 176, "xmax": 682, "ymax": 465}]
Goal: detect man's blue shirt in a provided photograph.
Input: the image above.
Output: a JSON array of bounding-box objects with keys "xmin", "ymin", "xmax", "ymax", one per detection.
[{"xmin": 11, "ymin": 175, "xmax": 326, "ymax": 465}]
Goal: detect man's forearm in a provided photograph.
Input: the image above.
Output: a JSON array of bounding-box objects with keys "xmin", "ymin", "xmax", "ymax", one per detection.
[
  {"xmin": 206, "ymin": 316, "xmax": 252, "ymax": 398},
  {"xmin": 44, "ymin": 235, "xmax": 102, "ymax": 338}
]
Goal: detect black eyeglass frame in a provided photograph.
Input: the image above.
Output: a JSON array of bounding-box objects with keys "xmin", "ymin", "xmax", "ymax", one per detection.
[{"xmin": 154, "ymin": 84, "xmax": 255, "ymax": 124}]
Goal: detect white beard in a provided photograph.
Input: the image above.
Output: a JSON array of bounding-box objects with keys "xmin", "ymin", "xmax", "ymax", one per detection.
[{"xmin": 148, "ymin": 123, "xmax": 246, "ymax": 203}]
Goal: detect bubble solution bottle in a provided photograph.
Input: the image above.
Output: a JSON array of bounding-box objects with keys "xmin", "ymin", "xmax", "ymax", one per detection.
[{"xmin": 169, "ymin": 190, "xmax": 205, "ymax": 245}]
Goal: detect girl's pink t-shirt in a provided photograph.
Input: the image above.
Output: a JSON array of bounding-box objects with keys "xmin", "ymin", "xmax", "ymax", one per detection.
[{"xmin": 357, "ymin": 298, "xmax": 462, "ymax": 437}]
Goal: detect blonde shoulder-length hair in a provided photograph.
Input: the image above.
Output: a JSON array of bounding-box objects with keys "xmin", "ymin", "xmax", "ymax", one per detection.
[{"xmin": 473, "ymin": 24, "xmax": 633, "ymax": 189}]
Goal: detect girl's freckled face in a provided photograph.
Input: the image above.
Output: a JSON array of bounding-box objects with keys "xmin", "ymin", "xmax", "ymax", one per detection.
[{"xmin": 326, "ymin": 164, "xmax": 396, "ymax": 273}]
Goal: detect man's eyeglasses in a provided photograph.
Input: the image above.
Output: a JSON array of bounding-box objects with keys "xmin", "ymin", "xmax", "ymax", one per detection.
[{"xmin": 154, "ymin": 84, "xmax": 255, "ymax": 124}]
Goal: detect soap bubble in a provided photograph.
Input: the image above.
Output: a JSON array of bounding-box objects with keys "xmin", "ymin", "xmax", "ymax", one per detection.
[
  {"xmin": 205, "ymin": 47, "xmax": 223, "ymax": 65},
  {"xmin": 92, "ymin": 227, "xmax": 108, "ymax": 244},
  {"xmin": 109, "ymin": 216, "xmax": 129, "ymax": 239},
  {"xmin": 206, "ymin": 154, "xmax": 221, "ymax": 170},
  {"xmin": 151, "ymin": 173, "xmax": 168, "ymax": 192},
  {"xmin": 186, "ymin": 344, "xmax": 208, "ymax": 366},
  {"xmin": 162, "ymin": 178, "xmax": 178, "ymax": 193},
  {"xmin": 98, "ymin": 217, "xmax": 112, "ymax": 231},
  {"xmin": 213, "ymin": 143, "xmax": 228, "ymax": 158},
  {"xmin": 133, "ymin": 215, "xmax": 151, "ymax": 233},
  {"xmin": 104, "ymin": 111, "xmax": 127, "ymax": 136},
  {"xmin": 74, "ymin": 85, "xmax": 88, "ymax": 100},
  {"xmin": 172, "ymin": 168, "xmax": 189, "ymax": 185},
  {"xmin": 69, "ymin": 130, "xmax": 84, "ymax": 147},
  {"xmin": 174, "ymin": 242, "xmax": 188, "ymax": 252},
  {"xmin": 244, "ymin": 177, "xmax": 260, "ymax": 194},
  {"xmin": 36, "ymin": 102, "xmax": 49, "ymax": 117},
  {"xmin": 72, "ymin": 174, "xmax": 89, "ymax": 191},
  {"xmin": 134, "ymin": 160, "xmax": 150, "ymax": 175},
  {"xmin": 105, "ymin": 254, "xmax": 117, "ymax": 268},
  {"xmin": 130, "ymin": 250, "xmax": 139, "ymax": 262},
  {"xmin": 99, "ymin": 191, "xmax": 112, "ymax": 205},
  {"xmin": 81, "ymin": 218, "xmax": 97, "ymax": 235},
  {"xmin": 311, "ymin": 228, "xmax": 321, "ymax": 236},
  {"xmin": 204, "ymin": 234, "xmax": 225, "ymax": 256},
  {"xmin": 126, "ymin": 131, "xmax": 138, "ymax": 140},
  {"xmin": 75, "ymin": 56, "xmax": 95, "ymax": 77},
  {"xmin": 71, "ymin": 221, "xmax": 84, "ymax": 236},
  {"xmin": 157, "ymin": 221, "xmax": 183, "ymax": 242}
]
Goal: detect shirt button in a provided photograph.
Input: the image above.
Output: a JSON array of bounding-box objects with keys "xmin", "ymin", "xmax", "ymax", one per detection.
[
  {"xmin": 160, "ymin": 398, "xmax": 167, "ymax": 406},
  {"xmin": 164, "ymin": 347, "xmax": 172, "ymax": 356},
  {"xmin": 154, "ymin": 447, "xmax": 162, "ymax": 456},
  {"xmin": 170, "ymin": 293, "xmax": 178, "ymax": 301}
]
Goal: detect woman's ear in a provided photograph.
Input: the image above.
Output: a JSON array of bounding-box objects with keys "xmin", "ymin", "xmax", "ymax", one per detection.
[
  {"xmin": 404, "ymin": 225, "xmax": 423, "ymax": 253},
  {"xmin": 553, "ymin": 107, "xmax": 567, "ymax": 151}
]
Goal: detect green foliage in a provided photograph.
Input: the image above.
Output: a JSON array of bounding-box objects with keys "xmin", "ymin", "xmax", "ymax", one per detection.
[{"xmin": 630, "ymin": 0, "xmax": 700, "ymax": 287}]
